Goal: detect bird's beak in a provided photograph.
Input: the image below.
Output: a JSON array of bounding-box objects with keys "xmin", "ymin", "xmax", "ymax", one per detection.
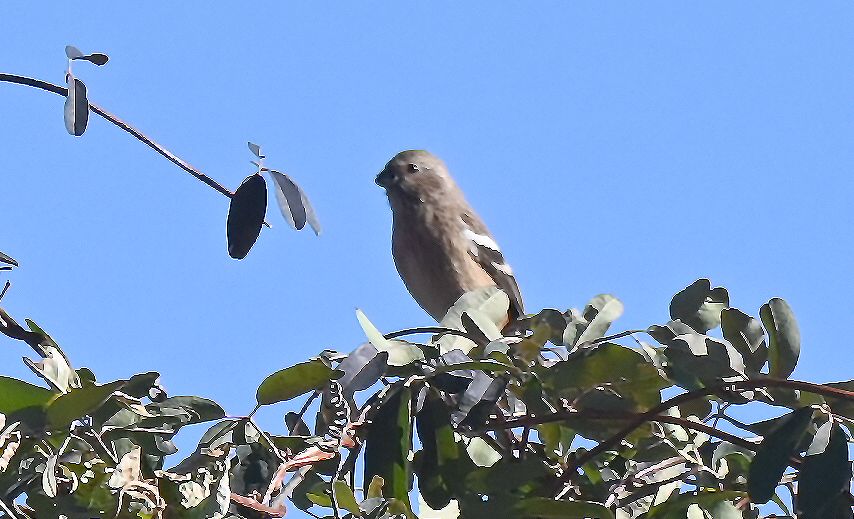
[{"xmin": 375, "ymin": 168, "xmax": 395, "ymax": 188}]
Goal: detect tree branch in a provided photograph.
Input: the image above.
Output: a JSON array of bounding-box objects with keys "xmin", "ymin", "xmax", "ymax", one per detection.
[
  {"xmin": 0, "ymin": 73, "xmax": 270, "ymax": 226},
  {"xmin": 538, "ymin": 377, "xmax": 853, "ymax": 496}
]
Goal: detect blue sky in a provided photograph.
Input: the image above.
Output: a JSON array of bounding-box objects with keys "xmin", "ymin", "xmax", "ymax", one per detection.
[{"xmin": 1, "ymin": 0, "xmax": 853, "ymax": 503}]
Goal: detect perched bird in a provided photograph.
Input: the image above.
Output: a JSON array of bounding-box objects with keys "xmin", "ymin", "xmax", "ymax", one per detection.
[{"xmin": 376, "ymin": 150, "xmax": 523, "ymax": 324}]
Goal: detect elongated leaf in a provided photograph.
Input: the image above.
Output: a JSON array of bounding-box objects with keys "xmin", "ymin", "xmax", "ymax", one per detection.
[
  {"xmin": 760, "ymin": 298, "xmax": 800, "ymax": 379},
  {"xmin": 333, "ymin": 479, "xmax": 362, "ymax": 516},
  {"xmin": 364, "ymin": 386, "xmax": 412, "ymax": 510},
  {"xmin": 0, "ymin": 251, "xmax": 18, "ymax": 267},
  {"xmin": 64, "ymin": 74, "xmax": 89, "ymax": 136},
  {"xmin": 436, "ymin": 287, "xmax": 510, "ymax": 355},
  {"xmin": 152, "ymin": 396, "xmax": 225, "ymax": 424},
  {"xmin": 0, "ymin": 376, "xmax": 54, "ymax": 415},
  {"xmin": 356, "ymin": 309, "xmax": 423, "ymax": 366},
  {"xmin": 226, "ymin": 173, "xmax": 267, "ymax": 259},
  {"xmin": 268, "ymin": 170, "xmax": 321, "ymax": 235},
  {"xmin": 46, "ymin": 380, "xmax": 126, "ymax": 428},
  {"xmin": 336, "ymin": 343, "xmax": 389, "ymax": 398},
  {"xmin": 720, "ymin": 308, "xmax": 767, "ymax": 373},
  {"xmin": 748, "ymin": 406, "xmax": 813, "ymax": 503},
  {"xmin": 452, "ymin": 373, "xmax": 506, "ymax": 430},
  {"xmin": 256, "ymin": 359, "xmax": 334, "ymax": 405},
  {"xmin": 247, "ymin": 141, "xmax": 263, "ymax": 158},
  {"xmin": 515, "ymin": 497, "xmax": 614, "ymax": 519},
  {"xmin": 797, "ymin": 423, "xmax": 852, "ymax": 518},
  {"xmin": 670, "ymin": 279, "xmax": 729, "ymax": 333},
  {"xmin": 576, "ymin": 294, "xmax": 624, "ymax": 345}
]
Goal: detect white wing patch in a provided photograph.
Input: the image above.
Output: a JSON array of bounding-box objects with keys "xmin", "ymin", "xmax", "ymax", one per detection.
[
  {"xmin": 462, "ymin": 227, "xmax": 501, "ymax": 255},
  {"xmin": 491, "ymin": 261, "xmax": 513, "ymax": 275}
]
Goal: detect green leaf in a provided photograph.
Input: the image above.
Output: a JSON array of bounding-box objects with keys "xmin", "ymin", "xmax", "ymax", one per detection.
[
  {"xmin": 669, "ymin": 279, "xmax": 729, "ymax": 333},
  {"xmin": 515, "ymin": 497, "xmax": 614, "ymax": 519},
  {"xmin": 256, "ymin": 359, "xmax": 334, "ymax": 405},
  {"xmin": 824, "ymin": 379, "xmax": 854, "ymax": 420},
  {"xmin": 0, "ymin": 376, "xmax": 54, "ymax": 414},
  {"xmin": 333, "ymin": 479, "xmax": 362, "ymax": 516},
  {"xmin": 226, "ymin": 173, "xmax": 267, "ymax": 259},
  {"xmin": 152, "ymin": 396, "xmax": 225, "ymax": 424},
  {"xmin": 435, "ymin": 287, "xmax": 510, "ymax": 355},
  {"xmin": 720, "ymin": 308, "xmax": 768, "ymax": 373},
  {"xmin": 797, "ymin": 423, "xmax": 852, "ymax": 518},
  {"xmin": 366, "ymin": 475, "xmax": 385, "ymax": 500},
  {"xmin": 46, "ymin": 380, "xmax": 126, "ymax": 428},
  {"xmin": 748, "ymin": 406, "xmax": 813, "ymax": 503},
  {"xmin": 760, "ymin": 297, "xmax": 800, "ymax": 379},
  {"xmin": 576, "ymin": 294, "xmax": 624, "ymax": 345},
  {"xmin": 364, "ymin": 386, "xmax": 412, "ymax": 510},
  {"xmin": 356, "ymin": 309, "xmax": 424, "ymax": 366},
  {"xmin": 540, "ymin": 343, "xmax": 668, "ymax": 412},
  {"xmin": 645, "ymin": 490, "xmax": 746, "ymax": 517}
]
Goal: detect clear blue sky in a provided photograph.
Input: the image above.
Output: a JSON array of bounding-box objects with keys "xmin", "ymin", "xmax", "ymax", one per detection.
[{"xmin": 1, "ymin": 0, "xmax": 852, "ymax": 491}]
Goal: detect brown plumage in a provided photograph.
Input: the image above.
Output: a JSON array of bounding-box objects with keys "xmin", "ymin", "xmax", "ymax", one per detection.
[{"xmin": 376, "ymin": 150, "xmax": 524, "ymax": 323}]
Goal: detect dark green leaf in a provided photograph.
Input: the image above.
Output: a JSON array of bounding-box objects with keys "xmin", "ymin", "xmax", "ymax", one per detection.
[
  {"xmin": 64, "ymin": 74, "xmax": 88, "ymax": 136},
  {"xmin": 720, "ymin": 308, "xmax": 768, "ymax": 373},
  {"xmin": 540, "ymin": 343, "xmax": 668, "ymax": 412},
  {"xmin": 645, "ymin": 490, "xmax": 746, "ymax": 517},
  {"xmin": 256, "ymin": 359, "xmax": 334, "ymax": 405},
  {"xmin": 797, "ymin": 423, "xmax": 852, "ymax": 518},
  {"xmin": 515, "ymin": 497, "xmax": 614, "ymax": 519},
  {"xmin": 226, "ymin": 173, "xmax": 267, "ymax": 259},
  {"xmin": 82, "ymin": 53, "xmax": 109, "ymax": 66},
  {"xmin": 123, "ymin": 371, "xmax": 161, "ymax": 398},
  {"xmin": 364, "ymin": 386, "xmax": 412, "ymax": 511},
  {"xmin": 748, "ymin": 406, "xmax": 813, "ymax": 503},
  {"xmin": 760, "ymin": 297, "xmax": 800, "ymax": 379},
  {"xmin": 669, "ymin": 279, "xmax": 729, "ymax": 332},
  {"xmin": 0, "ymin": 376, "xmax": 53, "ymax": 415},
  {"xmin": 46, "ymin": 380, "xmax": 126, "ymax": 428},
  {"xmin": 664, "ymin": 334, "xmax": 746, "ymax": 383},
  {"xmin": 151, "ymin": 396, "xmax": 225, "ymax": 424},
  {"xmin": 824, "ymin": 379, "xmax": 854, "ymax": 420}
]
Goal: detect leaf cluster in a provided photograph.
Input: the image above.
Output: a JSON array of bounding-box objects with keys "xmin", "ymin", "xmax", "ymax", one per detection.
[{"xmin": 0, "ymin": 270, "xmax": 852, "ymax": 518}]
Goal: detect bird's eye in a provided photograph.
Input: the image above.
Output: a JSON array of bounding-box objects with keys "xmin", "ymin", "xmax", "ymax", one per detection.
[{"xmin": 407, "ymin": 163, "xmax": 420, "ymax": 173}]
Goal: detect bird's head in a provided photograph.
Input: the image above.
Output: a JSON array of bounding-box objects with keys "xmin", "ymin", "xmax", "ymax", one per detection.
[{"xmin": 376, "ymin": 150, "xmax": 453, "ymax": 200}]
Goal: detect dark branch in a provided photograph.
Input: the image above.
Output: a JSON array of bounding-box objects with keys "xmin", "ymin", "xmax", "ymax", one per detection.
[{"xmin": 0, "ymin": 73, "xmax": 271, "ymax": 226}]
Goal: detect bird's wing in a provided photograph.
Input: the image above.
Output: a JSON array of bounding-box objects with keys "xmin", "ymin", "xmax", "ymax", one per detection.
[{"xmin": 459, "ymin": 212, "xmax": 524, "ymax": 319}]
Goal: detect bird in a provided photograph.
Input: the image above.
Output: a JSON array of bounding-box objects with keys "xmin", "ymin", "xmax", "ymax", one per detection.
[{"xmin": 375, "ymin": 150, "xmax": 524, "ymax": 325}]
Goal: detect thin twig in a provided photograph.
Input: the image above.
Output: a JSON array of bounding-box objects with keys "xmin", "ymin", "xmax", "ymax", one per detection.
[
  {"xmin": 545, "ymin": 377, "xmax": 851, "ymax": 496},
  {"xmin": 590, "ymin": 329, "xmax": 648, "ymax": 344},
  {"xmin": 384, "ymin": 326, "xmax": 489, "ymax": 347},
  {"xmin": 0, "ymin": 281, "xmax": 10, "ymax": 302},
  {"xmin": 0, "ymin": 73, "xmax": 271, "ymax": 227}
]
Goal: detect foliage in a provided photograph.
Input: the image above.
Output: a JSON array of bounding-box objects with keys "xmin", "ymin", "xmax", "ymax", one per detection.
[
  {"xmin": 2, "ymin": 46, "xmax": 853, "ymax": 519},
  {"xmin": 1, "ymin": 263, "xmax": 852, "ymax": 518}
]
